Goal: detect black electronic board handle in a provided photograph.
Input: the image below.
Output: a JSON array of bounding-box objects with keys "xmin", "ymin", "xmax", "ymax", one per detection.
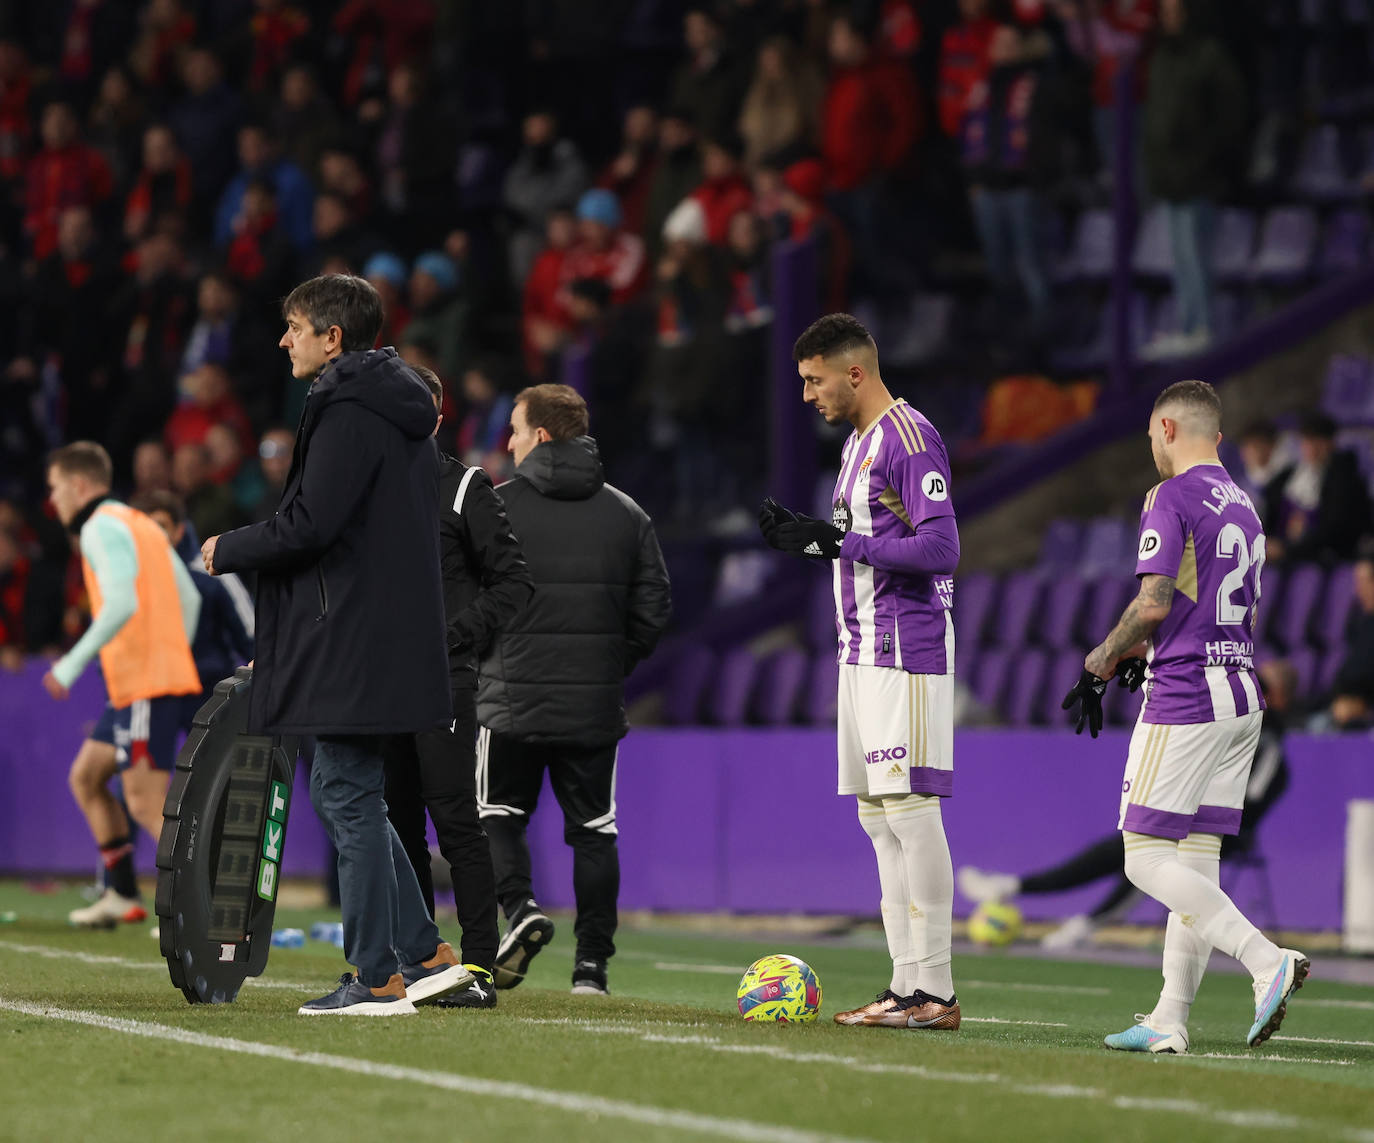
[{"xmin": 156, "ymin": 667, "xmax": 300, "ymax": 1004}]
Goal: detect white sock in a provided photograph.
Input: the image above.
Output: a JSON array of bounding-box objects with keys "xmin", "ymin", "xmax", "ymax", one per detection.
[
  {"xmin": 1123, "ymin": 831, "xmax": 1282, "ymax": 981},
  {"xmin": 884, "ymin": 794, "xmax": 955, "ymax": 1001},
  {"xmin": 1152, "ymin": 832, "xmax": 1219, "ymax": 1029},
  {"xmin": 857, "ymin": 796, "xmax": 917, "ymax": 994}
]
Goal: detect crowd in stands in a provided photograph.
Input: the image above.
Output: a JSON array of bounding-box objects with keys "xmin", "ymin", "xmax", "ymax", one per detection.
[{"xmin": 1, "ymin": 0, "xmax": 1373, "ymax": 727}]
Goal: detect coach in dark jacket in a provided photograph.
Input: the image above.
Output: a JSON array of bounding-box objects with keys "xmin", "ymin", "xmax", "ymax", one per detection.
[
  {"xmin": 204, "ymin": 275, "xmax": 467, "ymax": 1016},
  {"xmin": 478, "ymin": 384, "xmax": 671, "ymax": 998},
  {"xmin": 1262, "ymin": 412, "xmax": 1374, "ymax": 566}
]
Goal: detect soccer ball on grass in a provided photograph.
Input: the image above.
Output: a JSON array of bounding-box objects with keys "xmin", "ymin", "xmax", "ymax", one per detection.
[
  {"xmin": 737, "ymin": 954, "xmax": 822, "ymax": 1022},
  {"xmin": 967, "ymin": 900, "xmax": 1023, "ymax": 946}
]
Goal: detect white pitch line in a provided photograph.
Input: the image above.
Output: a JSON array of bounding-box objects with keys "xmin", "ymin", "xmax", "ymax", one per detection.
[
  {"xmin": 0, "ymin": 939, "xmax": 315, "ymax": 992},
  {"xmin": 959, "ymin": 980, "xmax": 1111, "ymax": 996},
  {"xmin": 654, "ymin": 961, "xmax": 747, "ymax": 975},
  {"xmin": 1272, "ymin": 1035, "xmax": 1374, "ymax": 1048},
  {"xmin": 0, "ymin": 997, "xmax": 869, "ymax": 1143},
  {"xmin": 1299, "ymin": 998, "xmax": 1374, "ymax": 1011},
  {"xmin": 962, "ymin": 1017, "xmax": 1070, "ymax": 1028},
  {"xmin": 1196, "ymin": 1053, "xmax": 1357, "ymax": 1067}
]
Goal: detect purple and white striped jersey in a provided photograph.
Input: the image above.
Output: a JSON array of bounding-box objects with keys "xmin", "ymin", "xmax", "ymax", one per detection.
[
  {"xmin": 1136, "ymin": 461, "xmax": 1267, "ymax": 724},
  {"xmin": 830, "ymin": 400, "xmax": 955, "ymax": 675}
]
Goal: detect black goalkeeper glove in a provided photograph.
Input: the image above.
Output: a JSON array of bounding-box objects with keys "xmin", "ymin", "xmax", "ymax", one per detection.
[
  {"xmin": 758, "ymin": 496, "xmax": 798, "ymax": 547},
  {"xmin": 1116, "ymin": 657, "xmax": 1148, "ymax": 693},
  {"xmin": 1062, "ymin": 669, "xmax": 1109, "ymax": 738}
]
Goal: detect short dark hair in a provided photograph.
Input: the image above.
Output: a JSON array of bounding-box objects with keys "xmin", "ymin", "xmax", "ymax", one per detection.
[
  {"xmin": 281, "ymin": 274, "xmax": 383, "ymax": 352},
  {"xmin": 515, "ymin": 384, "xmax": 589, "ymax": 441},
  {"xmin": 1239, "ymin": 418, "xmax": 1277, "ymax": 444},
  {"xmin": 410, "ymin": 363, "xmax": 443, "ymax": 405},
  {"xmin": 792, "ymin": 313, "xmax": 877, "ymax": 363},
  {"xmin": 1153, "ymin": 379, "xmax": 1222, "ymax": 429},
  {"xmin": 1298, "ymin": 410, "xmax": 1337, "ymax": 441},
  {"xmin": 48, "ymin": 442, "xmax": 112, "ymax": 487},
  {"xmin": 130, "ymin": 489, "xmax": 186, "ymax": 525}
]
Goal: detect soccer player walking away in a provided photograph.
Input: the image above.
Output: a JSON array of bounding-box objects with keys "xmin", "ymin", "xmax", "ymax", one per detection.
[
  {"xmin": 42, "ymin": 443, "xmax": 202, "ymax": 929},
  {"xmin": 1062, "ymin": 379, "xmax": 1308, "ymax": 1054},
  {"xmin": 760, "ymin": 314, "xmax": 961, "ymax": 1031}
]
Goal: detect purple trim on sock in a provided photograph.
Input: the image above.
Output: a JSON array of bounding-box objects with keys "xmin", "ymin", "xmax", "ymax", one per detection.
[
  {"xmin": 1121, "ymin": 803, "xmax": 1194, "ymax": 839},
  {"xmin": 909, "ymin": 766, "xmax": 953, "ymax": 798},
  {"xmin": 1193, "ymin": 804, "xmax": 1243, "ymax": 836}
]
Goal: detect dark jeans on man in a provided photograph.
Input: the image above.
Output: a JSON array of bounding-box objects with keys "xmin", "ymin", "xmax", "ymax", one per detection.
[
  {"xmin": 311, "ymin": 734, "xmax": 442, "ymax": 988},
  {"xmin": 382, "ymin": 686, "xmax": 500, "ymax": 971},
  {"xmin": 478, "ymin": 730, "xmax": 620, "ymax": 963}
]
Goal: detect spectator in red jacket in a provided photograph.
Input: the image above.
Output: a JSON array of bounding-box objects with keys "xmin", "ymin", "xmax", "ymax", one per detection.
[
  {"xmin": 333, "ymin": 0, "xmax": 436, "ymax": 108},
  {"xmin": 522, "ymin": 206, "xmax": 578, "ymax": 377},
  {"xmin": 563, "ymin": 188, "xmax": 648, "ymax": 303},
  {"xmin": 938, "ymin": 0, "xmax": 998, "ymax": 136},
  {"xmin": 0, "ymin": 40, "xmax": 33, "ymax": 186},
  {"xmin": 164, "ymin": 362, "xmax": 256, "ymax": 459},
  {"xmin": 23, "ymin": 100, "xmax": 113, "ymax": 260},
  {"xmin": 124, "ymin": 123, "xmax": 193, "ymax": 243},
  {"xmin": 248, "ymin": 0, "xmax": 309, "ymax": 92},
  {"xmin": 690, "ymin": 136, "xmax": 753, "ymax": 245}
]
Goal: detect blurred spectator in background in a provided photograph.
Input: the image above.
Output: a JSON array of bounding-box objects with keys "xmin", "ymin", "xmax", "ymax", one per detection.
[
  {"xmin": 271, "ymin": 64, "xmax": 340, "ymax": 178},
  {"xmin": 44, "ymin": 0, "xmax": 137, "ymax": 111},
  {"xmin": 215, "ymin": 121, "xmax": 313, "ymax": 253},
  {"xmin": 503, "ymin": 110, "xmax": 588, "ymax": 288},
  {"xmin": 772, "ymin": 156, "xmax": 851, "ymax": 312},
  {"xmin": 318, "ymin": 143, "xmax": 374, "ymax": 226},
  {"xmin": 124, "ymin": 123, "xmax": 192, "ymax": 244},
  {"xmin": 244, "ymin": 0, "xmax": 309, "ymax": 94},
  {"xmin": 404, "ymin": 251, "xmax": 468, "ymax": 380},
  {"xmin": 1262, "ymin": 413, "xmax": 1374, "ymax": 566},
  {"xmin": 455, "ymin": 360, "xmax": 515, "ymax": 477},
  {"xmin": 690, "ymin": 135, "xmax": 754, "ymax": 246},
  {"xmin": 0, "ymin": 526, "xmax": 32, "ymax": 670},
  {"xmin": 224, "ymin": 178, "xmax": 295, "ymax": 301},
  {"xmin": 171, "ymin": 440, "xmax": 241, "ymax": 539},
  {"xmin": 366, "ymin": 61, "xmax": 457, "ymax": 252},
  {"xmin": 938, "ymin": 0, "xmax": 997, "ymax": 138},
  {"xmin": 131, "ymin": 439, "xmax": 172, "ymax": 499},
  {"xmin": 87, "ymin": 66, "xmax": 147, "ymax": 191},
  {"xmin": 563, "ymin": 188, "xmax": 647, "ymax": 304},
  {"xmin": 1139, "ymin": 0, "xmax": 1246, "ymax": 360},
  {"xmin": 251, "ymin": 426, "xmax": 294, "ymax": 522},
  {"xmin": 164, "ymin": 362, "xmax": 255, "ymax": 459},
  {"xmin": 596, "ymin": 105, "xmax": 660, "ymax": 237},
  {"xmin": 363, "ymin": 250, "xmax": 411, "ymax": 347},
  {"xmin": 670, "ymin": 7, "xmax": 746, "ymax": 143},
  {"xmin": 1324, "ymin": 548, "xmax": 1374, "ymax": 731},
  {"xmin": 522, "ymin": 206, "xmax": 578, "ymax": 378},
  {"xmin": 1236, "ymin": 419, "xmax": 1291, "ymax": 504},
  {"xmin": 738, "ymin": 35, "xmax": 822, "ymax": 168},
  {"xmin": 333, "ymin": 0, "xmax": 437, "ymax": 109},
  {"xmin": 644, "ymin": 107, "xmax": 703, "ymax": 263},
  {"xmin": 168, "ymin": 47, "xmax": 242, "ymax": 206},
  {"xmin": 178, "ymin": 270, "xmax": 278, "ymax": 426},
  {"xmin": 564, "ymin": 276, "xmax": 643, "ymax": 469},
  {"xmin": 0, "ymin": 41, "xmax": 35, "ymax": 211},
  {"xmin": 23, "ymin": 100, "xmax": 113, "ymax": 259},
  {"xmin": 306, "ymin": 190, "xmax": 375, "ymax": 276},
  {"xmin": 723, "ymin": 209, "xmax": 772, "ymax": 334},
  {"xmin": 128, "ymin": 0, "xmax": 196, "ymax": 89}
]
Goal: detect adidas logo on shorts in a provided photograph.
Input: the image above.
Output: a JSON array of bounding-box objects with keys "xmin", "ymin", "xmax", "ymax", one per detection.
[{"xmin": 887, "ymin": 761, "xmax": 903, "ymax": 777}]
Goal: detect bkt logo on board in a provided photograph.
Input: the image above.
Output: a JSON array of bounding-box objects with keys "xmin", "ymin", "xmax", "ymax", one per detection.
[{"xmin": 256, "ymin": 779, "xmax": 290, "ymax": 902}]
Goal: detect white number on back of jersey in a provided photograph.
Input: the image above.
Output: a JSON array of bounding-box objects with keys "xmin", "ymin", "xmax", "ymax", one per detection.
[{"xmin": 1215, "ymin": 523, "xmax": 1265, "ymax": 626}]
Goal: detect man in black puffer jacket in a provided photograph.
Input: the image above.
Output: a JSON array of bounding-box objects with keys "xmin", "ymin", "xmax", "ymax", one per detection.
[{"xmin": 478, "ymin": 383, "xmax": 671, "ymax": 996}]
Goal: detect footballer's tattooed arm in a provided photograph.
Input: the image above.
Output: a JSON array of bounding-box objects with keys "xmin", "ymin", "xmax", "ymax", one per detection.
[{"xmin": 1084, "ymin": 574, "xmax": 1175, "ymax": 679}]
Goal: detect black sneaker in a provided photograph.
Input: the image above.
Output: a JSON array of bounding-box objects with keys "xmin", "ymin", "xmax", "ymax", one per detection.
[
  {"xmin": 571, "ymin": 958, "xmax": 608, "ymax": 995},
  {"xmin": 435, "ymin": 965, "xmax": 497, "ymax": 1009},
  {"xmin": 493, "ymin": 907, "xmax": 555, "ymax": 989}
]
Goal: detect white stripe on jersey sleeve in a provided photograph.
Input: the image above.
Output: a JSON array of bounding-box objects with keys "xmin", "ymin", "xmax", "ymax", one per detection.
[
  {"xmin": 1205, "ymin": 665, "xmax": 1237, "ymax": 719},
  {"xmin": 452, "ymin": 468, "xmax": 479, "ymax": 514}
]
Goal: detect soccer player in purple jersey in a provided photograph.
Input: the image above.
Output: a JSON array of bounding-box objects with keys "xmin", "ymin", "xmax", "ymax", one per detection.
[
  {"xmin": 1063, "ymin": 380, "xmax": 1308, "ymax": 1054},
  {"xmin": 759, "ymin": 314, "xmax": 961, "ymax": 1031}
]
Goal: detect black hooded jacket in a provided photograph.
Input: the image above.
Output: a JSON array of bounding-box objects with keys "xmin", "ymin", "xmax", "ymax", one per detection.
[
  {"xmin": 215, "ymin": 348, "xmax": 451, "ymax": 735},
  {"xmin": 477, "ymin": 436, "xmax": 672, "ymax": 745}
]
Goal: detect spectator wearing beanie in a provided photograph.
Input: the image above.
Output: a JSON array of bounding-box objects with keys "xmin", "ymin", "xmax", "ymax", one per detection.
[
  {"xmin": 363, "ymin": 251, "xmax": 411, "ymax": 347},
  {"xmin": 562, "ymin": 188, "xmax": 647, "ymax": 305},
  {"xmin": 405, "ymin": 251, "xmax": 469, "ymax": 380},
  {"xmin": 523, "ymin": 206, "xmax": 579, "ymax": 377}
]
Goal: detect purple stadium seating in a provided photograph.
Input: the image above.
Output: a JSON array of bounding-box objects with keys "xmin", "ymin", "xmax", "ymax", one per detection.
[
  {"xmin": 805, "ymin": 652, "xmax": 840, "ymax": 725},
  {"xmin": 1038, "ymin": 574, "xmax": 1090, "ymax": 649},
  {"xmin": 807, "ymin": 576, "xmax": 838, "ymax": 652},
  {"xmin": 663, "ymin": 645, "xmax": 714, "ymax": 725},
  {"xmin": 1273, "ymin": 563, "xmax": 1326, "ymax": 651},
  {"xmin": 1250, "ymin": 206, "xmax": 1319, "ymax": 282},
  {"xmin": 1290, "ymin": 125, "xmax": 1354, "ymax": 200},
  {"xmin": 1132, "ymin": 205, "xmax": 1173, "ymax": 279},
  {"xmin": 1316, "ymin": 563, "xmax": 1357, "ymax": 648},
  {"xmin": 1078, "ymin": 516, "xmax": 1136, "ymax": 577},
  {"xmin": 1322, "ymin": 354, "xmax": 1374, "ymax": 425},
  {"xmin": 1253, "ymin": 565, "xmax": 1287, "ymax": 649},
  {"xmin": 1212, "ymin": 209, "xmax": 1259, "ymax": 283},
  {"xmin": 883, "ymin": 294, "xmax": 955, "ymax": 367},
  {"xmin": 1052, "ymin": 293, "xmax": 1149, "ymax": 374},
  {"xmin": 708, "ymin": 646, "xmax": 760, "ymax": 726},
  {"xmin": 1286, "ymin": 646, "xmax": 1320, "ymax": 704},
  {"xmin": 1056, "ymin": 208, "xmax": 1114, "ymax": 283},
  {"xmin": 1318, "ymin": 646, "xmax": 1347, "ymax": 696},
  {"xmin": 1150, "ymin": 291, "xmax": 1245, "ymax": 343},
  {"xmin": 953, "ymin": 571, "xmax": 998, "ymax": 650},
  {"xmin": 1084, "ymin": 577, "xmax": 1136, "ymax": 640},
  {"xmin": 993, "ymin": 571, "xmax": 1045, "ymax": 649},
  {"xmin": 1005, "ymin": 649, "xmax": 1050, "ymax": 725},
  {"xmin": 1317, "ymin": 210, "xmax": 1370, "ymax": 277},
  {"xmin": 971, "ymin": 649, "xmax": 1014, "ymax": 715},
  {"xmin": 1046, "ymin": 649, "xmax": 1087, "ymax": 726},
  {"xmin": 955, "ymin": 642, "xmax": 980, "ymax": 686},
  {"xmin": 754, "ymin": 646, "xmax": 809, "ymax": 726},
  {"xmin": 1104, "ymin": 676, "xmax": 1144, "ymax": 727},
  {"xmin": 1037, "ymin": 518, "xmax": 1085, "ymax": 571}
]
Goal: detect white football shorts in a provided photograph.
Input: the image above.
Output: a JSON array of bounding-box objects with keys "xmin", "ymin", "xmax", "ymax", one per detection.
[
  {"xmin": 837, "ymin": 663, "xmax": 953, "ymax": 798},
  {"xmin": 1117, "ymin": 711, "xmax": 1263, "ymax": 838}
]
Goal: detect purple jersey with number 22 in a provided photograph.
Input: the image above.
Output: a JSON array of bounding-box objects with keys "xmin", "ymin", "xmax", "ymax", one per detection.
[{"xmin": 1135, "ymin": 461, "xmax": 1266, "ymax": 724}]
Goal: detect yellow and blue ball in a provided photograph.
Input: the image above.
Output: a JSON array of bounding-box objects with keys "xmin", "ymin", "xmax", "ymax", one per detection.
[
  {"xmin": 737, "ymin": 954, "xmax": 823, "ymax": 1022},
  {"xmin": 968, "ymin": 900, "xmax": 1023, "ymax": 946}
]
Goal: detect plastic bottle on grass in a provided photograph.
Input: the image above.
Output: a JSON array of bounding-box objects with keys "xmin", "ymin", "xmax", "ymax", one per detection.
[
  {"xmin": 270, "ymin": 928, "xmax": 305, "ymax": 948},
  {"xmin": 310, "ymin": 921, "xmax": 345, "ymax": 948}
]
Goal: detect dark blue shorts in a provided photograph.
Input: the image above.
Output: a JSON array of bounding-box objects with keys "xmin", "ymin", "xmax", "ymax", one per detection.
[
  {"xmin": 113, "ymin": 695, "xmax": 187, "ymax": 773},
  {"xmin": 90, "ymin": 702, "xmax": 117, "ymax": 746}
]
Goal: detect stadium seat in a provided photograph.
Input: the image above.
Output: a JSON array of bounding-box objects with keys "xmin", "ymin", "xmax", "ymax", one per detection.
[
  {"xmin": 1318, "ymin": 646, "xmax": 1347, "ymax": 696},
  {"xmin": 955, "ymin": 641, "xmax": 980, "ymax": 687},
  {"xmin": 1285, "ymin": 646, "xmax": 1319, "ymax": 704},
  {"xmin": 1045, "ymin": 649, "xmax": 1087, "ymax": 726},
  {"xmin": 1316, "ymin": 209, "xmax": 1370, "ymax": 278},
  {"xmin": 807, "ymin": 576, "xmax": 838, "ymax": 652},
  {"xmin": 1321, "ymin": 354, "xmax": 1374, "ymax": 425},
  {"xmin": 1131, "ymin": 205, "xmax": 1173, "ymax": 280},
  {"xmin": 1252, "ymin": 565, "xmax": 1287, "ymax": 649},
  {"xmin": 1249, "ymin": 206, "xmax": 1319, "ymax": 282},
  {"xmin": 708, "ymin": 647, "xmax": 762, "ymax": 726},
  {"xmin": 804, "ymin": 652, "xmax": 840, "ymax": 725},
  {"xmin": 1273, "ymin": 563, "xmax": 1326, "ymax": 651},
  {"xmin": 953, "ymin": 571, "xmax": 999, "ymax": 650},
  {"xmin": 1211, "ymin": 209, "xmax": 1259, "ymax": 283},
  {"xmin": 1078, "ymin": 517, "xmax": 1136, "ymax": 577},
  {"xmin": 753, "ymin": 646, "xmax": 809, "ymax": 726},
  {"xmin": 1037, "ymin": 518, "xmax": 1085, "ymax": 571},
  {"xmin": 1038, "ymin": 574, "xmax": 1090, "ymax": 649},
  {"xmin": 1004, "ymin": 649, "xmax": 1049, "ymax": 725},
  {"xmin": 662, "ymin": 645, "xmax": 715, "ymax": 725},
  {"xmin": 1315, "ymin": 563, "xmax": 1357, "ymax": 648},
  {"xmin": 1056, "ymin": 208, "xmax": 1114, "ymax": 283},
  {"xmin": 1050, "ymin": 294, "xmax": 1148, "ymax": 374},
  {"xmin": 1084, "ymin": 577, "xmax": 1136, "ymax": 641},
  {"xmin": 883, "ymin": 294, "xmax": 955, "ymax": 368},
  {"xmin": 970, "ymin": 649, "xmax": 1014, "ymax": 716},
  {"xmin": 993, "ymin": 571, "xmax": 1045, "ymax": 649},
  {"xmin": 1289, "ymin": 125, "xmax": 1355, "ymax": 200}
]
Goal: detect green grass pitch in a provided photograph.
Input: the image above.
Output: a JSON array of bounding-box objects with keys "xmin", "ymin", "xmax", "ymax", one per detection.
[{"xmin": 0, "ymin": 881, "xmax": 1371, "ymax": 1143}]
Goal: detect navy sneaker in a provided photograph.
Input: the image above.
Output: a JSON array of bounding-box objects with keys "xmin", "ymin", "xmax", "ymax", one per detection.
[
  {"xmin": 435, "ymin": 965, "xmax": 498, "ymax": 1009},
  {"xmin": 571, "ymin": 959, "xmax": 609, "ymax": 995},
  {"xmin": 400, "ymin": 941, "xmax": 474, "ymax": 1005},
  {"xmin": 298, "ymin": 973, "xmax": 416, "ymax": 1016},
  {"xmin": 494, "ymin": 907, "xmax": 555, "ymax": 989}
]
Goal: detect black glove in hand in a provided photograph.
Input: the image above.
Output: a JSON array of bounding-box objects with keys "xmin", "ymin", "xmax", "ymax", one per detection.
[
  {"xmin": 1116, "ymin": 657, "xmax": 1148, "ymax": 693},
  {"xmin": 1062, "ymin": 669, "xmax": 1109, "ymax": 738},
  {"xmin": 758, "ymin": 497, "xmax": 798, "ymax": 547},
  {"xmin": 774, "ymin": 515, "xmax": 844, "ymax": 560}
]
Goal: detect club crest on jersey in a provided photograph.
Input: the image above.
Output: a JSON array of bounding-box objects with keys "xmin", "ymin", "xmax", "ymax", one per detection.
[
  {"xmin": 1138, "ymin": 529, "xmax": 1162, "ymax": 559},
  {"xmin": 858, "ymin": 456, "xmax": 874, "ymax": 476},
  {"xmin": 832, "ymin": 497, "xmax": 853, "ymax": 533}
]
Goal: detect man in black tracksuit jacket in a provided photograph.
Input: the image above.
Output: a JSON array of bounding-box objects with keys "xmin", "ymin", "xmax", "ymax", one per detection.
[
  {"xmin": 382, "ymin": 365, "xmax": 533, "ymax": 1009},
  {"xmin": 478, "ymin": 383, "xmax": 671, "ymax": 996}
]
